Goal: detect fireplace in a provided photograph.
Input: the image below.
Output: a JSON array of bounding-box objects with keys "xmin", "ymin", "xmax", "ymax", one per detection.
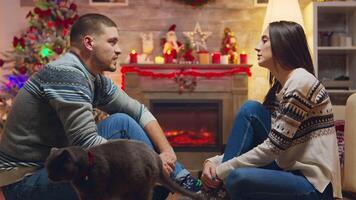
[
  {"xmin": 120, "ymin": 64, "xmax": 250, "ymax": 171},
  {"xmin": 151, "ymin": 100, "xmax": 222, "ymax": 152}
]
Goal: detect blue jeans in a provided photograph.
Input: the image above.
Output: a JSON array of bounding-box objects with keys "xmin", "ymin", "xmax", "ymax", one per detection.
[
  {"xmin": 3, "ymin": 113, "xmax": 186, "ymax": 200},
  {"xmin": 222, "ymin": 101, "xmax": 333, "ymax": 200}
]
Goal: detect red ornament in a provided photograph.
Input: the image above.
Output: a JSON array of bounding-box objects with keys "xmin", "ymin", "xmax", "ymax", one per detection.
[
  {"xmin": 62, "ymin": 28, "xmax": 69, "ymax": 36},
  {"xmin": 55, "ymin": 17, "xmax": 63, "ymax": 27},
  {"xmin": 70, "ymin": 14, "xmax": 79, "ymax": 25},
  {"xmin": 13, "ymin": 37, "xmax": 25, "ymax": 48},
  {"xmin": 69, "ymin": 3, "xmax": 77, "ymax": 11},
  {"xmin": 19, "ymin": 66, "xmax": 27, "ymax": 74},
  {"xmin": 34, "ymin": 7, "xmax": 41, "ymax": 15},
  {"xmin": 0, "ymin": 59, "xmax": 4, "ymax": 67},
  {"xmin": 27, "ymin": 33, "xmax": 37, "ymax": 41},
  {"xmin": 53, "ymin": 46, "xmax": 63, "ymax": 54},
  {"xmin": 29, "ymin": 26, "xmax": 37, "ymax": 33},
  {"xmin": 63, "ymin": 19, "xmax": 71, "ymax": 28},
  {"xmin": 43, "ymin": 9, "xmax": 52, "ymax": 17},
  {"xmin": 47, "ymin": 21, "xmax": 54, "ymax": 28}
]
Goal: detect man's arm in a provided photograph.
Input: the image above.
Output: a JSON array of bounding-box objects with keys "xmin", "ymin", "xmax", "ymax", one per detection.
[
  {"xmin": 144, "ymin": 120, "xmax": 177, "ymax": 175},
  {"xmin": 97, "ymin": 77, "xmax": 177, "ymax": 174},
  {"xmin": 144, "ymin": 120, "xmax": 173, "ymax": 153}
]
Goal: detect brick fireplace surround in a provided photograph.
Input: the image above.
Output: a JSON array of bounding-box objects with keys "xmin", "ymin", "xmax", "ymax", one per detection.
[{"xmin": 121, "ymin": 64, "xmax": 250, "ymax": 173}]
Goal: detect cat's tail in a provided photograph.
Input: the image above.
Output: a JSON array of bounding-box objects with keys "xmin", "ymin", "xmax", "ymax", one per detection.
[{"xmin": 158, "ymin": 170, "xmax": 203, "ymax": 200}]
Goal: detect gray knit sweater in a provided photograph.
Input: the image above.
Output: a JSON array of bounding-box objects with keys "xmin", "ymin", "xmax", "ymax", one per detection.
[{"xmin": 0, "ymin": 52, "xmax": 155, "ymax": 172}]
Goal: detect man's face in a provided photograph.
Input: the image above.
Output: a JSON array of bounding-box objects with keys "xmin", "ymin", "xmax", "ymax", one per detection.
[{"xmin": 92, "ymin": 26, "xmax": 121, "ymax": 72}]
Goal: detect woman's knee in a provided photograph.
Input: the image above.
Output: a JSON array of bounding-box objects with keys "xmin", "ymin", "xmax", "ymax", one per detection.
[
  {"xmin": 239, "ymin": 101, "xmax": 264, "ymax": 114},
  {"xmin": 225, "ymin": 168, "xmax": 254, "ymax": 193}
]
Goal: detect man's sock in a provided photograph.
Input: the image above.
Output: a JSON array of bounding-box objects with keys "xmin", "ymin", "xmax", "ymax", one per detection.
[{"xmin": 152, "ymin": 185, "xmax": 170, "ymax": 200}]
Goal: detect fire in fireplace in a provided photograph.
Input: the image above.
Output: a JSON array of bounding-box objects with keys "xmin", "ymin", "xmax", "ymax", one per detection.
[{"xmin": 150, "ymin": 100, "xmax": 222, "ymax": 151}]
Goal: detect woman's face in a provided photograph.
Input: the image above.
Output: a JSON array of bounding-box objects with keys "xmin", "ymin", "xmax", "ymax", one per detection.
[{"xmin": 255, "ymin": 27, "xmax": 274, "ymax": 69}]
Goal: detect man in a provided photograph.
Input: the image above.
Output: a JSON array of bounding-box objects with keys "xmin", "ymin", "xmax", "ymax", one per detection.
[{"xmin": 0, "ymin": 13, "xmax": 200, "ymax": 200}]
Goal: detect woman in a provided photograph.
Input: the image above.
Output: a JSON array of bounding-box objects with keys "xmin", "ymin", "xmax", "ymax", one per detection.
[{"xmin": 201, "ymin": 21, "xmax": 342, "ymax": 200}]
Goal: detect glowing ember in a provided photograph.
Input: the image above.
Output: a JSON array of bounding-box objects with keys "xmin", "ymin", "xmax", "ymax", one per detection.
[{"xmin": 165, "ymin": 128, "xmax": 216, "ymax": 147}]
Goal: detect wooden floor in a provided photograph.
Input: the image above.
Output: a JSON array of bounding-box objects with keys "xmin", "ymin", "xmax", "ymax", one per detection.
[{"xmin": 167, "ymin": 192, "xmax": 356, "ymax": 200}]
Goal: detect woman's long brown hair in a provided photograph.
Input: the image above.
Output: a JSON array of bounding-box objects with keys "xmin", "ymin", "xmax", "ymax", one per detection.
[{"xmin": 263, "ymin": 21, "xmax": 315, "ymax": 108}]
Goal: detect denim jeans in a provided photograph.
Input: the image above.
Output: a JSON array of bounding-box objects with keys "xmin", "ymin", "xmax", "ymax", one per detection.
[
  {"xmin": 222, "ymin": 101, "xmax": 333, "ymax": 200},
  {"xmin": 3, "ymin": 113, "xmax": 186, "ymax": 200}
]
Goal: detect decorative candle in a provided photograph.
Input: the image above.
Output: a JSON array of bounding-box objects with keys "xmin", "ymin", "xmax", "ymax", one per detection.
[
  {"xmin": 129, "ymin": 50, "xmax": 138, "ymax": 64},
  {"xmin": 154, "ymin": 56, "xmax": 164, "ymax": 64},
  {"xmin": 239, "ymin": 51, "xmax": 248, "ymax": 64},
  {"xmin": 211, "ymin": 52, "xmax": 221, "ymax": 64},
  {"xmin": 221, "ymin": 55, "xmax": 229, "ymax": 64},
  {"xmin": 164, "ymin": 50, "xmax": 174, "ymax": 64},
  {"xmin": 198, "ymin": 51, "xmax": 209, "ymax": 64}
]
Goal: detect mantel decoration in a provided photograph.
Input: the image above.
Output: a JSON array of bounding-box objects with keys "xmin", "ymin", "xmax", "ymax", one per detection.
[
  {"xmin": 221, "ymin": 27, "xmax": 238, "ymax": 64},
  {"xmin": 183, "ymin": 22, "xmax": 212, "ymax": 52},
  {"xmin": 120, "ymin": 66, "xmax": 252, "ymax": 93},
  {"xmin": 173, "ymin": 0, "xmax": 214, "ymax": 7}
]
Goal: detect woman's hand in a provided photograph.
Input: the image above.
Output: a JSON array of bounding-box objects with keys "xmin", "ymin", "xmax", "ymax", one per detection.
[
  {"xmin": 201, "ymin": 161, "xmax": 222, "ymax": 189},
  {"xmin": 159, "ymin": 150, "xmax": 177, "ymax": 176}
]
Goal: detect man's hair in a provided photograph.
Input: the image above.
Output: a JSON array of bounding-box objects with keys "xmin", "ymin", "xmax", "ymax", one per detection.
[{"xmin": 70, "ymin": 13, "xmax": 117, "ymax": 46}]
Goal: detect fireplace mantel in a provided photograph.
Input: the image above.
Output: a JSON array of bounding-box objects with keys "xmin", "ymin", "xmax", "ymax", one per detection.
[
  {"xmin": 121, "ymin": 63, "xmax": 251, "ymax": 171},
  {"xmin": 120, "ymin": 63, "xmax": 252, "ymax": 69}
]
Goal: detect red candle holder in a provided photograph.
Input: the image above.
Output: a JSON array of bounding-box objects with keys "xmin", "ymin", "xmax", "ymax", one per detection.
[
  {"xmin": 164, "ymin": 50, "xmax": 174, "ymax": 64},
  {"xmin": 240, "ymin": 51, "xmax": 248, "ymax": 64},
  {"xmin": 129, "ymin": 50, "xmax": 138, "ymax": 64},
  {"xmin": 211, "ymin": 52, "xmax": 221, "ymax": 64}
]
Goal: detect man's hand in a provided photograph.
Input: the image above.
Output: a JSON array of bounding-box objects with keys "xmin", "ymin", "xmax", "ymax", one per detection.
[
  {"xmin": 201, "ymin": 161, "xmax": 222, "ymax": 189},
  {"xmin": 159, "ymin": 150, "xmax": 177, "ymax": 176}
]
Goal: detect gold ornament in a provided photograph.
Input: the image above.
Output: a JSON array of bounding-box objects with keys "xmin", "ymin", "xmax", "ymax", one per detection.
[{"xmin": 183, "ymin": 22, "xmax": 212, "ymax": 52}]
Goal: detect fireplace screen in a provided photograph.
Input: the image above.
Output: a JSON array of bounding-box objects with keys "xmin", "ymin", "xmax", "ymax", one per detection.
[{"xmin": 150, "ymin": 100, "xmax": 222, "ymax": 151}]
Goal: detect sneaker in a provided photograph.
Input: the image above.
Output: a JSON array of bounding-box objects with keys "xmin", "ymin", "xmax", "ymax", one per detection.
[{"xmin": 177, "ymin": 174, "xmax": 203, "ymax": 193}]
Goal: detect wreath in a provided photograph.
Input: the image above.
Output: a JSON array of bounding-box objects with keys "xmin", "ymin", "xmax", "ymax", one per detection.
[{"xmin": 174, "ymin": 0, "xmax": 214, "ymax": 7}]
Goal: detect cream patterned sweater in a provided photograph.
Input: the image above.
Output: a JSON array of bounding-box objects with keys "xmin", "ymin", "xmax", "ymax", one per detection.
[{"xmin": 208, "ymin": 68, "xmax": 342, "ymax": 198}]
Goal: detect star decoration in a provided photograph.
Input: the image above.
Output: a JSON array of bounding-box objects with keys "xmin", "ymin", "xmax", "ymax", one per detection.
[{"xmin": 183, "ymin": 22, "xmax": 212, "ymax": 52}]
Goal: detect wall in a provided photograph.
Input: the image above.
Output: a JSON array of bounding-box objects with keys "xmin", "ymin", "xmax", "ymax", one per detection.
[
  {"xmin": 0, "ymin": 0, "xmax": 32, "ymax": 52},
  {"xmin": 77, "ymin": 0, "xmax": 272, "ymax": 101},
  {"xmin": 0, "ymin": 0, "xmax": 312, "ymax": 101}
]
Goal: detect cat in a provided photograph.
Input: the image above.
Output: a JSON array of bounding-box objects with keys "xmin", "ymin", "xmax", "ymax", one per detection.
[{"xmin": 45, "ymin": 139, "xmax": 202, "ymax": 200}]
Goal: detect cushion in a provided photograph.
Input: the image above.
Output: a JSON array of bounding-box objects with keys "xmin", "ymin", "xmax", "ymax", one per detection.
[{"xmin": 343, "ymin": 93, "xmax": 356, "ymax": 192}]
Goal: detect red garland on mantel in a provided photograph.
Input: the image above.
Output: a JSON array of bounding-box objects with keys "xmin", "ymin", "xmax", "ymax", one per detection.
[{"xmin": 120, "ymin": 66, "xmax": 251, "ymax": 90}]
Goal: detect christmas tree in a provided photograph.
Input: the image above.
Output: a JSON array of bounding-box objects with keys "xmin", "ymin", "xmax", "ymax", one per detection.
[
  {"xmin": 0, "ymin": 0, "xmax": 78, "ymax": 97},
  {"xmin": 220, "ymin": 27, "xmax": 238, "ymax": 64},
  {"xmin": 0, "ymin": 0, "xmax": 78, "ymax": 129}
]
